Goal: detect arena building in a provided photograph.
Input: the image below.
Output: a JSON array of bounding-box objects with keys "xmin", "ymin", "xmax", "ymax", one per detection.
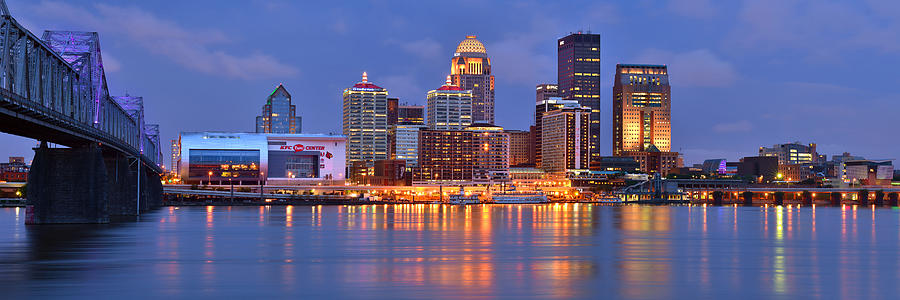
[{"xmin": 177, "ymin": 132, "xmax": 346, "ymax": 185}]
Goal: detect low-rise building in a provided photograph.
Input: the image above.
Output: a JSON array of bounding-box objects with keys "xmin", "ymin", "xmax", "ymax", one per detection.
[{"xmin": 178, "ymin": 132, "xmax": 346, "ymax": 185}]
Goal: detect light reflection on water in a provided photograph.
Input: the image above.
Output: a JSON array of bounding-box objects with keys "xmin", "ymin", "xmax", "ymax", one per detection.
[{"xmin": 0, "ymin": 204, "xmax": 900, "ymax": 298}]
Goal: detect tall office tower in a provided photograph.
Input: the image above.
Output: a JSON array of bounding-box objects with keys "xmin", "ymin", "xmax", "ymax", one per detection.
[
  {"xmin": 450, "ymin": 35, "xmax": 495, "ymax": 124},
  {"xmin": 343, "ymin": 72, "xmax": 390, "ymax": 165},
  {"xmin": 535, "ymin": 97, "xmax": 580, "ymax": 168},
  {"xmin": 427, "ymin": 76, "xmax": 473, "ymax": 130},
  {"xmin": 541, "ymin": 102, "xmax": 591, "ymax": 175},
  {"xmin": 613, "ymin": 64, "xmax": 671, "ymax": 155},
  {"xmin": 170, "ymin": 139, "xmax": 180, "ymax": 174},
  {"xmin": 506, "ymin": 129, "xmax": 532, "ymax": 167},
  {"xmin": 256, "ymin": 84, "xmax": 299, "ymax": 134},
  {"xmin": 558, "ymin": 32, "xmax": 601, "ymax": 164}
]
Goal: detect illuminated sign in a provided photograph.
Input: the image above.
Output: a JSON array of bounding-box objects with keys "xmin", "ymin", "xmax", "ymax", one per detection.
[{"xmin": 278, "ymin": 144, "xmax": 326, "ymax": 152}]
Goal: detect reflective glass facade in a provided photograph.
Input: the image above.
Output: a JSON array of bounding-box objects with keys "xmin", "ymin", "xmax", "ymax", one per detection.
[{"xmin": 188, "ymin": 149, "xmax": 260, "ymax": 180}]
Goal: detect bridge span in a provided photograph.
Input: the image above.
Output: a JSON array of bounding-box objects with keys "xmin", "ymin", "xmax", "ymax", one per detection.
[{"xmin": 0, "ymin": 1, "xmax": 164, "ymax": 223}]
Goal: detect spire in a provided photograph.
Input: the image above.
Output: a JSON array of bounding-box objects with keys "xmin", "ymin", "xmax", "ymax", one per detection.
[
  {"xmin": 445, "ymin": 75, "xmax": 452, "ymax": 86},
  {"xmin": 362, "ymin": 71, "xmax": 368, "ymax": 83}
]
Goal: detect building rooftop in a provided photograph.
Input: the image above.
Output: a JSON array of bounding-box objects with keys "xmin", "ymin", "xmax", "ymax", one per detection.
[{"xmin": 455, "ymin": 35, "xmax": 486, "ymax": 54}]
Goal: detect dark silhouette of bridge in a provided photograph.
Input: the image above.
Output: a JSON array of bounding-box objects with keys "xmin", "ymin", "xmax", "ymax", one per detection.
[{"xmin": 0, "ymin": 1, "xmax": 163, "ymax": 223}]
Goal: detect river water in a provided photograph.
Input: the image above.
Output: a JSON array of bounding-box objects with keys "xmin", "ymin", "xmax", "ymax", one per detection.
[{"xmin": 1, "ymin": 204, "xmax": 899, "ymax": 299}]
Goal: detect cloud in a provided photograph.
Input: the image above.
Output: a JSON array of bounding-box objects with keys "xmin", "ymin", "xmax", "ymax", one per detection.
[
  {"xmin": 332, "ymin": 18, "xmax": 349, "ymax": 35},
  {"xmin": 712, "ymin": 120, "xmax": 753, "ymax": 133},
  {"xmin": 380, "ymin": 75, "xmax": 425, "ymax": 105},
  {"xmin": 490, "ymin": 16, "xmax": 560, "ymax": 84},
  {"xmin": 634, "ymin": 49, "xmax": 737, "ymax": 87},
  {"xmin": 668, "ymin": 0, "xmax": 716, "ymax": 18},
  {"xmin": 726, "ymin": 0, "xmax": 900, "ymax": 59},
  {"xmin": 102, "ymin": 52, "xmax": 122, "ymax": 73},
  {"xmin": 388, "ymin": 38, "xmax": 442, "ymax": 60},
  {"xmin": 32, "ymin": 1, "xmax": 297, "ymax": 80}
]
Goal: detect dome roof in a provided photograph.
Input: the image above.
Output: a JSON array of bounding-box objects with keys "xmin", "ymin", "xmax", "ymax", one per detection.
[{"xmin": 455, "ymin": 35, "xmax": 486, "ymax": 54}]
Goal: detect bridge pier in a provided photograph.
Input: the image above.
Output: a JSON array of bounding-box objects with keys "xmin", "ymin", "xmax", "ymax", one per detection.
[
  {"xmin": 25, "ymin": 142, "xmax": 162, "ymax": 224},
  {"xmin": 26, "ymin": 142, "xmax": 109, "ymax": 224}
]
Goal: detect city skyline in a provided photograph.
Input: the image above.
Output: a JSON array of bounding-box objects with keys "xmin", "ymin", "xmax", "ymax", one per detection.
[{"xmin": 2, "ymin": 0, "xmax": 898, "ymax": 166}]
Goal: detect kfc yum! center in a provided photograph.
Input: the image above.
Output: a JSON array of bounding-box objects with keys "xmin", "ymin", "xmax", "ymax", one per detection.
[{"xmin": 178, "ymin": 132, "xmax": 346, "ymax": 185}]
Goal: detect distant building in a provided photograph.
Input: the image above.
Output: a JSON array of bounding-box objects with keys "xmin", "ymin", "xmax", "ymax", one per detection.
[
  {"xmin": 558, "ymin": 32, "xmax": 601, "ymax": 164},
  {"xmin": 506, "ymin": 129, "xmax": 532, "ymax": 167},
  {"xmin": 0, "ymin": 157, "xmax": 28, "ymax": 182},
  {"xmin": 541, "ymin": 102, "xmax": 591, "ymax": 175},
  {"xmin": 170, "ymin": 139, "xmax": 180, "ymax": 174},
  {"xmin": 468, "ymin": 124, "xmax": 510, "ymax": 183},
  {"xmin": 535, "ymin": 97, "xmax": 579, "ymax": 168},
  {"xmin": 350, "ymin": 159, "xmax": 409, "ymax": 186},
  {"xmin": 388, "ymin": 102, "xmax": 425, "ymax": 167},
  {"xmin": 613, "ymin": 64, "xmax": 671, "ymax": 155},
  {"xmin": 343, "ymin": 72, "xmax": 390, "ymax": 166},
  {"xmin": 390, "ymin": 124, "xmax": 428, "ymax": 168},
  {"xmin": 778, "ymin": 163, "xmax": 815, "ymax": 182},
  {"xmin": 845, "ymin": 159, "xmax": 894, "ymax": 186},
  {"xmin": 536, "ymin": 84, "xmax": 558, "ymax": 103},
  {"xmin": 415, "ymin": 124, "xmax": 509, "ymax": 184},
  {"xmin": 397, "ymin": 105, "xmax": 425, "ymax": 125},
  {"xmin": 256, "ymin": 84, "xmax": 300, "ymax": 134},
  {"xmin": 594, "ymin": 156, "xmax": 640, "ymax": 173},
  {"xmin": 427, "ymin": 76, "xmax": 473, "ymax": 130},
  {"xmin": 701, "ymin": 159, "xmax": 727, "ymax": 175},
  {"xmin": 738, "ymin": 156, "xmax": 778, "ymax": 182},
  {"xmin": 451, "ymin": 35, "xmax": 495, "ymax": 124},
  {"xmin": 623, "ymin": 145, "xmax": 679, "ymax": 176},
  {"xmin": 759, "ymin": 142, "xmax": 820, "ymax": 165}
]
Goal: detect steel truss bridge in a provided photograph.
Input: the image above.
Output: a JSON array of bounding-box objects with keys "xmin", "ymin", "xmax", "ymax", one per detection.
[
  {"xmin": 0, "ymin": 1, "xmax": 164, "ymax": 223},
  {"xmin": 0, "ymin": 2, "xmax": 161, "ymax": 170}
]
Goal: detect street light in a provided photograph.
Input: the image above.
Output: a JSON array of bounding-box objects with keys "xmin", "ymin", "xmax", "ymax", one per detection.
[{"xmin": 208, "ymin": 171, "xmax": 213, "ymax": 186}]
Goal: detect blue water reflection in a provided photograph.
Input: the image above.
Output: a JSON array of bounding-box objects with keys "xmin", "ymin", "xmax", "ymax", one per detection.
[{"xmin": 1, "ymin": 204, "xmax": 899, "ymax": 298}]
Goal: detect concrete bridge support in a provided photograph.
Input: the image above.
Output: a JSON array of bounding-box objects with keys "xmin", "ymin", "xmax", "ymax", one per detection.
[
  {"xmin": 26, "ymin": 142, "xmax": 162, "ymax": 224},
  {"xmin": 26, "ymin": 143, "xmax": 109, "ymax": 224}
]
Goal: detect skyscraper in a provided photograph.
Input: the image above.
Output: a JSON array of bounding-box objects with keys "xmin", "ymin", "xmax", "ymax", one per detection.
[
  {"xmin": 535, "ymin": 97, "xmax": 579, "ymax": 168},
  {"xmin": 612, "ymin": 64, "xmax": 671, "ymax": 155},
  {"xmin": 450, "ymin": 35, "xmax": 495, "ymax": 124},
  {"xmin": 343, "ymin": 72, "xmax": 389, "ymax": 165},
  {"xmin": 256, "ymin": 84, "xmax": 300, "ymax": 134},
  {"xmin": 427, "ymin": 76, "xmax": 473, "ymax": 130},
  {"xmin": 558, "ymin": 32, "xmax": 601, "ymax": 164},
  {"xmin": 541, "ymin": 102, "xmax": 591, "ymax": 175}
]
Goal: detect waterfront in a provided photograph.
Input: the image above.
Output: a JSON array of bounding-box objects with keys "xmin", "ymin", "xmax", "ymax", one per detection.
[{"xmin": 1, "ymin": 204, "xmax": 900, "ymax": 299}]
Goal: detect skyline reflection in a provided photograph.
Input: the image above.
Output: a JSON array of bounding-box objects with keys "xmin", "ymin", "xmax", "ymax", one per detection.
[{"xmin": 1, "ymin": 205, "xmax": 899, "ymax": 298}]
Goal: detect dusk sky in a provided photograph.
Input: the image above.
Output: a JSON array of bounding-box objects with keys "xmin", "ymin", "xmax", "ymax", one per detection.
[{"xmin": 3, "ymin": 0, "xmax": 899, "ymax": 166}]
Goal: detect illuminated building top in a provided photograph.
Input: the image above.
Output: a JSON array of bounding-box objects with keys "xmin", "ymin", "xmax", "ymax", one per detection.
[{"xmin": 455, "ymin": 35, "xmax": 487, "ymax": 55}]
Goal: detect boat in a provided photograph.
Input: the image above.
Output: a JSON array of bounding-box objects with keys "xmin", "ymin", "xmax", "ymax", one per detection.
[
  {"xmin": 448, "ymin": 186, "xmax": 480, "ymax": 205},
  {"xmin": 489, "ymin": 186, "xmax": 548, "ymax": 204}
]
